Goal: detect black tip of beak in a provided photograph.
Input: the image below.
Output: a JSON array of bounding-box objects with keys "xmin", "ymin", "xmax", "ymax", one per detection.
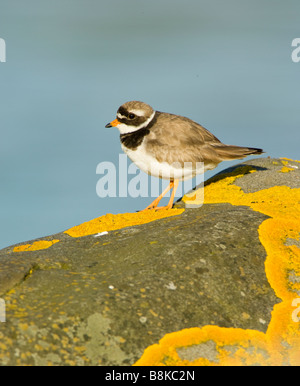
[{"xmin": 105, "ymin": 123, "xmax": 112, "ymax": 128}]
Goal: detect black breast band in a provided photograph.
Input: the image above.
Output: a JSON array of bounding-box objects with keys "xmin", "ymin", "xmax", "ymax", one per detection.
[{"xmin": 120, "ymin": 111, "xmax": 159, "ymax": 150}]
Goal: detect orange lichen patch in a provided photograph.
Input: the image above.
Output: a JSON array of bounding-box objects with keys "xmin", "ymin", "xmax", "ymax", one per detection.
[
  {"xmin": 64, "ymin": 209, "xmax": 184, "ymax": 238},
  {"xmin": 280, "ymin": 157, "xmax": 300, "ymax": 163},
  {"xmin": 134, "ymin": 326, "xmax": 271, "ymax": 366},
  {"xmin": 280, "ymin": 166, "xmax": 295, "ymax": 173},
  {"xmin": 13, "ymin": 240, "xmax": 60, "ymax": 253},
  {"xmin": 260, "ymin": 219, "xmax": 300, "ymax": 301},
  {"xmin": 135, "ymin": 164, "xmax": 300, "ymax": 366}
]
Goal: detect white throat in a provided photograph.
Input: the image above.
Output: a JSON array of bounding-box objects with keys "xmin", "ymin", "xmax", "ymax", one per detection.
[{"xmin": 117, "ymin": 110, "xmax": 156, "ymax": 134}]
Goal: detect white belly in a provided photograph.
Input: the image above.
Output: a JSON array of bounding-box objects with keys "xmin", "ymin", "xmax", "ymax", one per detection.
[{"xmin": 121, "ymin": 142, "xmax": 213, "ymax": 181}]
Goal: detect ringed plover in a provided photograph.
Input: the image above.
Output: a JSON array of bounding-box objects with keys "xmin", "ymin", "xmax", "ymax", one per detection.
[{"xmin": 105, "ymin": 101, "xmax": 263, "ymax": 210}]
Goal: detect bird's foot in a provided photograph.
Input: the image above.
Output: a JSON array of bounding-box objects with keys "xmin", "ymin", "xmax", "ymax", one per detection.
[
  {"xmin": 140, "ymin": 203, "xmax": 173, "ymax": 211},
  {"xmin": 140, "ymin": 197, "xmax": 162, "ymax": 211}
]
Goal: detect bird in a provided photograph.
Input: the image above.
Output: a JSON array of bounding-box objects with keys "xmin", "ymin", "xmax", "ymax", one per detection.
[{"xmin": 105, "ymin": 101, "xmax": 263, "ymax": 210}]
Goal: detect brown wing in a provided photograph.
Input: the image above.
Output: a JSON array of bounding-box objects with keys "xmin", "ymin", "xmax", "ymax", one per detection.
[
  {"xmin": 150, "ymin": 112, "xmax": 221, "ymax": 144},
  {"xmin": 145, "ymin": 112, "xmax": 263, "ymax": 167},
  {"xmin": 145, "ymin": 112, "xmax": 222, "ymax": 166}
]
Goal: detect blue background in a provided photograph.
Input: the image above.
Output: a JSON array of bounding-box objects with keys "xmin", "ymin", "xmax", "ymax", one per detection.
[{"xmin": 0, "ymin": 0, "xmax": 299, "ymax": 249}]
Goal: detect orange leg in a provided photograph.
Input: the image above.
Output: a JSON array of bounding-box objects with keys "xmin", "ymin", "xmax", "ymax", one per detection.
[{"xmin": 142, "ymin": 179, "xmax": 179, "ymax": 211}]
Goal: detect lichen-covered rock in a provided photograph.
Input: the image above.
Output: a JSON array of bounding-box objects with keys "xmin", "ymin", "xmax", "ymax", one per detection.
[{"xmin": 0, "ymin": 157, "xmax": 299, "ymax": 366}]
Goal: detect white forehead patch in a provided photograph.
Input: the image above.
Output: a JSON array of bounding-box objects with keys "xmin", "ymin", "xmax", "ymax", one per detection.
[{"xmin": 117, "ymin": 112, "xmax": 127, "ymax": 120}]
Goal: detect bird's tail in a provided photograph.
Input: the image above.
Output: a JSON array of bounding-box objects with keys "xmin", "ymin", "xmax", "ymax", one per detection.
[{"xmin": 211, "ymin": 144, "xmax": 264, "ymax": 161}]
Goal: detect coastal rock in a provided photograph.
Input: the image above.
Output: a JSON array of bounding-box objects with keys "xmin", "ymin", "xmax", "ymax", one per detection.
[{"xmin": 0, "ymin": 157, "xmax": 299, "ymax": 366}]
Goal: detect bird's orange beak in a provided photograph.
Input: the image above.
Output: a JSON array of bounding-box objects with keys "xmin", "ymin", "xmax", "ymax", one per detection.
[{"xmin": 105, "ymin": 119, "xmax": 120, "ymax": 128}]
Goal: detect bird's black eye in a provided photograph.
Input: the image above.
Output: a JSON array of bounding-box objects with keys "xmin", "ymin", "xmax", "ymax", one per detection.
[{"xmin": 128, "ymin": 113, "xmax": 135, "ymax": 119}]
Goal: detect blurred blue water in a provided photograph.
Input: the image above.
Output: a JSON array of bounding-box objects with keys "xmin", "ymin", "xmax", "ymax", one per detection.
[{"xmin": 0, "ymin": 0, "xmax": 299, "ymax": 249}]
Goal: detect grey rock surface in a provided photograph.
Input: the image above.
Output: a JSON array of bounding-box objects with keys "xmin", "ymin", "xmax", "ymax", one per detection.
[{"xmin": 0, "ymin": 157, "xmax": 297, "ymax": 365}]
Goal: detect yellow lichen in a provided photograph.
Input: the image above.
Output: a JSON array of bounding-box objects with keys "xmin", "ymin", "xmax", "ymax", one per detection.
[
  {"xmin": 280, "ymin": 157, "xmax": 300, "ymax": 163},
  {"xmin": 280, "ymin": 166, "xmax": 295, "ymax": 173},
  {"xmin": 135, "ymin": 164, "xmax": 300, "ymax": 366},
  {"xmin": 64, "ymin": 209, "xmax": 184, "ymax": 238},
  {"xmin": 13, "ymin": 240, "xmax": 60, "ymax": 252}
]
